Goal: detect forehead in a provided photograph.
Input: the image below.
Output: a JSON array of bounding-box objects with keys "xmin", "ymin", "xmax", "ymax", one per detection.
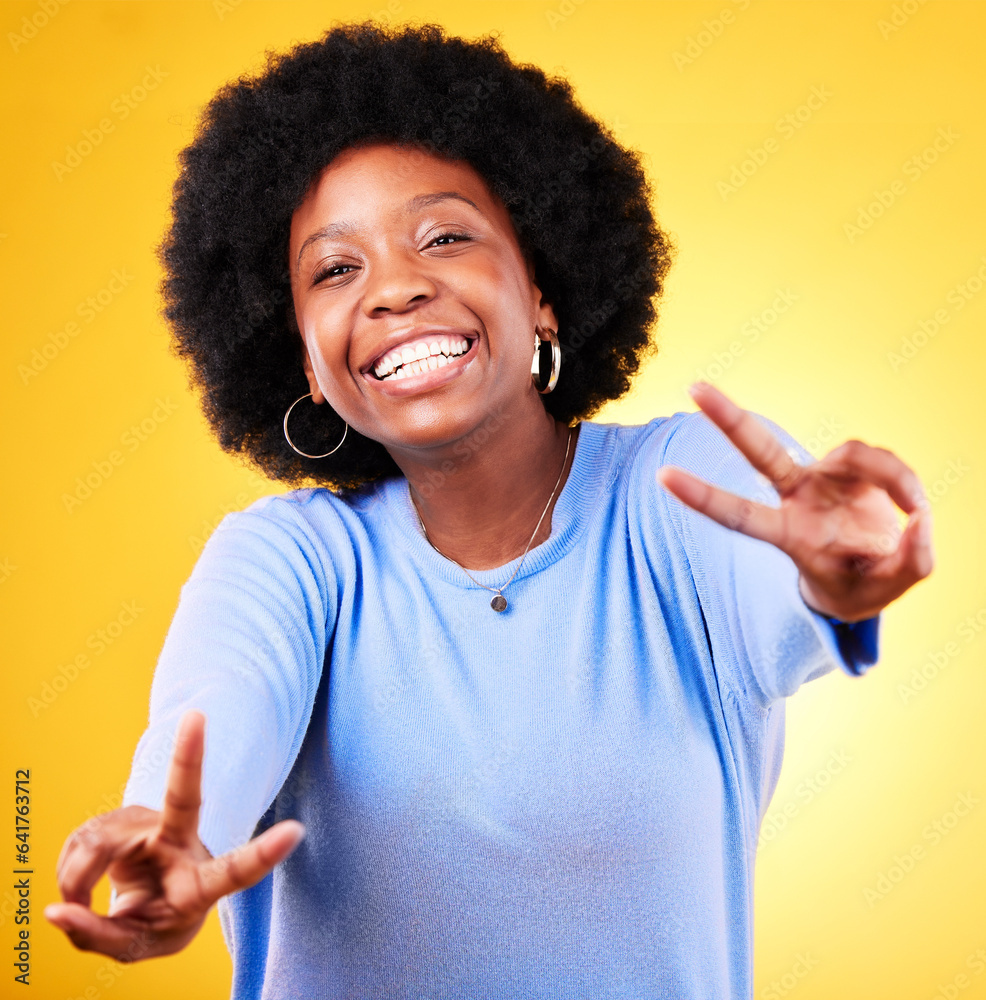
[{"xmin": 291, "ymin": 141, "xmax": 505, "ymax": 231}]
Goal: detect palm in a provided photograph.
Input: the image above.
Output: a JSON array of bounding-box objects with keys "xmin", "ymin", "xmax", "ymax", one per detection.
[
  {"xmin": 105, "ymin": 826, "xmax": 212, "ymax": 929},
  {"xmin": 658, "ymin": 382, "xmax": 934, "ymax": 622}
]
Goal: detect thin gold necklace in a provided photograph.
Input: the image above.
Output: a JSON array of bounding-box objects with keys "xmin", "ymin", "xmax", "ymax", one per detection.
[{"xmin": 411, "ymin": 425, "xmax": 575, "ymax": 613}]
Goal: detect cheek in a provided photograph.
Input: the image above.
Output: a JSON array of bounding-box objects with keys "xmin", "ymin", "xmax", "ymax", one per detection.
[
  {"xmin": 457, "ymin": 256, "xmax": 538, "ymax": 334},
  {"xmin": 297, "ymin": 300, "xmax": 350, "ymax": 373}
]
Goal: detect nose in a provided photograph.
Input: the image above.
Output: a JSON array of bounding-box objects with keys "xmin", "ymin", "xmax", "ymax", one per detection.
[{"xmin": 362, "ymin": 251, "xmax": 438, "ymax": 316}]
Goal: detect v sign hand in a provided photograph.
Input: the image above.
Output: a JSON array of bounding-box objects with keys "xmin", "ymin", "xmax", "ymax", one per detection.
[
  {"xmin": 657, "ymin": 382, "xmax": 935, "ymax": 624},
  {"xmin": 45, "ymin": 710, "xmax": 305, "ymax": 962}
]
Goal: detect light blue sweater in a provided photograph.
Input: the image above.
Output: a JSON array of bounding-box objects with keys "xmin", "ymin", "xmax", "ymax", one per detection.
[{"xmin": 122, "ymin": 410, "xmax": 879, "ymax": 999}]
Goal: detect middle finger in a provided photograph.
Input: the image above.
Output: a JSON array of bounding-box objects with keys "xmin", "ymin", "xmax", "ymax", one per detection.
[{"xmin": 688, "ymin": 381, "xmax": 806, "ymax": 494}]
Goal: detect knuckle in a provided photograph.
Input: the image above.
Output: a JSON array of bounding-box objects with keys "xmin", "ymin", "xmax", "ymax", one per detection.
[
  {"xmin": 65, "ymin": 929, "xmax": 94, "ymax": 953},
  {"xmin": 163, "ymin": 788, "xmax": 199, "ymax": 813}
]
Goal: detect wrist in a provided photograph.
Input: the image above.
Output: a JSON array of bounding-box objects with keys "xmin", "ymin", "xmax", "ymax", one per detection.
[
  {"xmin": 798, "ymin": 575, "xmax": 841, "ymax": 621},
  {"xmin": 797, "ymin": 575, "xmax": 880, "ymax": 625}
]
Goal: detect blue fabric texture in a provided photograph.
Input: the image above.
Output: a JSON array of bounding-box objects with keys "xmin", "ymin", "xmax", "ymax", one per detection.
[{"xmin": 122, "ymin": 410, "xmax": 880, "ymax": 999}]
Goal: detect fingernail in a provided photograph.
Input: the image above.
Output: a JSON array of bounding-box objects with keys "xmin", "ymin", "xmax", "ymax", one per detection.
[{"xmin": 688, "ymin": 381, "xmax": 710, "ymax": 396}]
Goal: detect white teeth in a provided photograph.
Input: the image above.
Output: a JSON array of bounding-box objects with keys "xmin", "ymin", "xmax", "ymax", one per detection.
[{"xmin": 374, "ymin": 335, "xmax": 472, "ymax": 380}]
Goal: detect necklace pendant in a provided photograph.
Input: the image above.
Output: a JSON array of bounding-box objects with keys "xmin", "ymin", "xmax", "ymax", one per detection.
[{"xmin": 490, "ymin": 594, "xmax": 508, "ymax": 613}]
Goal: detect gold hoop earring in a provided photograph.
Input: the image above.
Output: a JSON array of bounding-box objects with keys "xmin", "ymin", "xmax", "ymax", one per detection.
[
  {"xmin": 283, "ymin": 393, "xmax": 348, "ymax": 458},
  {"xmin": 531, "ymin": 326, "xmax": 561, "ymax": 394}
]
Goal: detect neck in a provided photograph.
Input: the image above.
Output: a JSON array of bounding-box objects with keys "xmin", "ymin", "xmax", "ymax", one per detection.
[{"xmin": 393, "ymin": 403, "xmax": 578, "ymax": 571}]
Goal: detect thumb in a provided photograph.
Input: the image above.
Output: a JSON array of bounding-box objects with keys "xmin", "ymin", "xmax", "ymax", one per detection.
[
  {"xmin": 197, "ymin": 820, "xmax": 306, "ymax": 907},
  {"xmin": 880, "ymin": 506, "xmax": 934, "ymax": 583}
]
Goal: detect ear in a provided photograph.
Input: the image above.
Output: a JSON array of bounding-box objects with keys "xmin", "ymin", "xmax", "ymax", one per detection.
[
  {"xmin": 527, "ymin": 263, "xmax": 559, "ymax": 334},
  {"xmin": 533, "ymin": 284, "xmax": 559, "ymax": 335},
  {"xmin": 287, "ymin": 297, "xmax": 326, "ymax": 404},
  {"xmin": 300, "ymin": 338, "xmax": 326, "ymax": 404}
]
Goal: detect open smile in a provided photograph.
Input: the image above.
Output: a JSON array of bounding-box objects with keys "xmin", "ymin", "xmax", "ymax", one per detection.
[{"xmin": 362, "ymin": 333, "xmax": 478, "ymax": 395}]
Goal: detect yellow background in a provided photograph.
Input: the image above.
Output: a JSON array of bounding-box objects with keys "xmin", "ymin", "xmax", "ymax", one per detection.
[{"xmin": 1, "ymin": 1, "xmax": 983, "ymax": 997}]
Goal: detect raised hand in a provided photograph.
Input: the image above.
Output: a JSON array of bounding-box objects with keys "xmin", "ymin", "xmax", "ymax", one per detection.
[
  {"xmin": 657, "ymin": 382, "xmax": 934, "ymax": 623},
  {"xmin": 45, "ymin": 710, "xmax": 305, "ymax": 961}
]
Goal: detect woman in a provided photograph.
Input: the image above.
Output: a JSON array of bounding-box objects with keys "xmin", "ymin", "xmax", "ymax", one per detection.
[{"xmin": 46, "ymin": 22, "xmax": 933, "ymax": 998}]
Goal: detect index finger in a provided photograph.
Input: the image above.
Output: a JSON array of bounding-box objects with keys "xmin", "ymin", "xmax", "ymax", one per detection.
[
  {"xmin": 156, "ymin": 710, "xmax": 206, "ymax": 849},
  {"xmin": 688, "ymin": 381, "xmax": 805, "ymax": 494}
]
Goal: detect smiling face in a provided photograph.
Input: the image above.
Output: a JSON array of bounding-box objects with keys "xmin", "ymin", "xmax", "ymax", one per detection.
[{"xmin": 288, "ymin": 141, "xmax": 558, "ymax": 455}]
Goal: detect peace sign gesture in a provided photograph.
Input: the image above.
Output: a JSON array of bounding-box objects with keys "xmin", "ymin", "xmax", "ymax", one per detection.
[
  {"xmin": 657, "ymin": 382, "xmax": 935, "ymax": 623},
  {"xmin": 45, "ymin": 711, "xmax": 305, "ymax": 961}
]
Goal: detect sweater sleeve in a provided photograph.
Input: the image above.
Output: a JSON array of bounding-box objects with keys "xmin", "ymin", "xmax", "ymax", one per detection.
[
  {"xmin": 121, "ymin": 499, "xmax": 335, "ymax": 858},
  {"xmin": 650, "ymin": 410, "xmax": 880, "ymax": 709}
]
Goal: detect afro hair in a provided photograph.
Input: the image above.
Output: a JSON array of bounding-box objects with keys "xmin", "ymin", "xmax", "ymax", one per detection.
[{"xmin": 160, "ymin": 20, "xmax": 675, "ymax": 491}]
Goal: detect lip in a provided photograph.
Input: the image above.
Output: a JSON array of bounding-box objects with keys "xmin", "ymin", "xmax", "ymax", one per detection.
[{"xmin": 360, "ymin": 326, "xmax": 478, "ymax": 397}]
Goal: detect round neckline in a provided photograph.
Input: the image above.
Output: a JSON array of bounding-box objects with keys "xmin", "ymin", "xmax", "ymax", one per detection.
[{"xmin": 388, "ymin": 420, "xmax": 611, "ymax": 589}]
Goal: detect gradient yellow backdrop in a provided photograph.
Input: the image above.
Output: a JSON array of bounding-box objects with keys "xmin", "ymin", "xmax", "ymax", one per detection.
[{"xmin": 2, "ymin": 1, "xmax": 983, "ymax": 997}]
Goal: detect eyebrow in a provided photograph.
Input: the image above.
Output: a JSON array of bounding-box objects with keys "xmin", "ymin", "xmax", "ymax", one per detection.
[{"xmin": 295, "ymin": 191, "xmax": 481, "ymax": 268}]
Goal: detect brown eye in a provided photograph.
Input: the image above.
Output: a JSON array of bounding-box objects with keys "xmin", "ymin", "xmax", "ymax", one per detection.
[
  {"xmin": 313, "ymin": 263, "xmax": 357, "ymax": 284},
  {"xmin": 428, "ymin": 231, "xmax": 472, "ymax": 247}
]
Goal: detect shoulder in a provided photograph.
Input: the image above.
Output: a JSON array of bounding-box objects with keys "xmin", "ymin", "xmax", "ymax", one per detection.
[
  {"xmin": 598, "ymin": 407, "xmax": 808, "ymax": 529},
  {"xmin": 198, "ymin": 482, "xmax": 392, "ymax": 580},
  {"xmin": 229, "ymin": 480, "xmax": 393, "ymax": 538},
  {"xmin": 659, "ymin": 407, "xmax": 808, "ymax": 497},
  {"xmin": 585, "ymin": 411, "xmax": 730, "ymax": 486}
]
